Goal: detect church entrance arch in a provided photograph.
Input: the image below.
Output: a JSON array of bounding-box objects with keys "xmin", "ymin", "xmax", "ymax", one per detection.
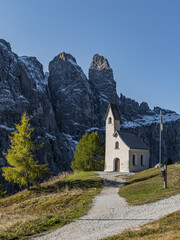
[{"xmin": 114, "ymin": 158, "xmax": 120, "ymax": 171}]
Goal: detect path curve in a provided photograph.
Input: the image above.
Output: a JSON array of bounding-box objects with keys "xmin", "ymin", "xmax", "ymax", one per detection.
[{"xmin": 33, "ymin": 172, "xmax": 180, "ymax": 240}]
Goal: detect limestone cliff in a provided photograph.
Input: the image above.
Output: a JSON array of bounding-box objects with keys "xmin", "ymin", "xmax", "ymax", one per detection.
[{"xmin": 0, "ymin": 39, "xmax": 180, "ymax": 178}]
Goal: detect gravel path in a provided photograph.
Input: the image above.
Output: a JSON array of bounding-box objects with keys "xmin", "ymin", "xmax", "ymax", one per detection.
[{"xmin": 33, "ymin": 172, "xmax": 180, "ymax": 240}]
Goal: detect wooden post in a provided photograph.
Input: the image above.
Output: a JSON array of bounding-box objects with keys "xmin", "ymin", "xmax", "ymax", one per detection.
[{"xmin": 164, "ymin": 164, "xmax": 167, "ymax": 188}]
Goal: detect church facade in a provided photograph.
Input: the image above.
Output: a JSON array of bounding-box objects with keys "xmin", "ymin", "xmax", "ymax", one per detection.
[{"xmin": 104, "ymin": 103, "xmax": 150, "ymax": 172}]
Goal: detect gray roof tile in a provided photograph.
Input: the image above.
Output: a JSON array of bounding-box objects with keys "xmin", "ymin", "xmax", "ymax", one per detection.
[{"xmin": 118, "ymin": 131, "xmax": 150, "ymax": 150}]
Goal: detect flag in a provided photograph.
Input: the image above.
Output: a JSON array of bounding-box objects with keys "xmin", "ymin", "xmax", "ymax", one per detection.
[{"xmin": 160, "ymin": 110, "xmax": 163, "ymax": 131}]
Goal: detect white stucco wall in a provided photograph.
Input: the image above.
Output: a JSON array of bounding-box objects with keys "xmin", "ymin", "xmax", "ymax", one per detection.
[
  {"xmin": 116, "ymin": 136, "xmax": 130, "ymax": 172},
  {"xmin": 105, "ymin": 130, "xmax": 130, "ymax": 172},
  {"xmin": 129, "ymin": 149, "xmax": 150, "ymax": 172}
]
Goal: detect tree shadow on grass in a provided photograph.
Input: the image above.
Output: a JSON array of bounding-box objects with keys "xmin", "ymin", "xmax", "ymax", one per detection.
[{"xmin": 32, "ymin": 178, "xmax": 103, "ymax": 194}]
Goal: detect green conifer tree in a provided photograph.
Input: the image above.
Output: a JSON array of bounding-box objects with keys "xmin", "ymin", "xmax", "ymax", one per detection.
[
  {"xmin": 0, "ymin": 182, "xmax": 6, "ymax": 198},
  {"xmin": 2, "ymin": 113, "xmax": 50, "ymax": 190},
  {"xmin": 71, "ymin": 131, "xmax": 105, "ymax": 171}
]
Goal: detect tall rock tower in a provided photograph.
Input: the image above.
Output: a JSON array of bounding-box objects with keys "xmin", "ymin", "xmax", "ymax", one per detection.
[
  {"xmin": 48, "ymin": 52, "xmax": 100, "ymax": 137},
  {"xmin": 89, "ymin": 54, "xmax": 119, "ymax": 125}
]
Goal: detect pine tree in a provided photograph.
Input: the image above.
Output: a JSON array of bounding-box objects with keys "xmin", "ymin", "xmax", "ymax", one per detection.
[
  {"xmin": 2, "ymin": 113, "xmax": 50, "ymax": 190},
  {"xmin": 71, "ymin": 131, "xmax": 105, "ymax": 171},
  {"xmin": 0, "ymin": 182, "xmax": 6, "ymax": 198}
]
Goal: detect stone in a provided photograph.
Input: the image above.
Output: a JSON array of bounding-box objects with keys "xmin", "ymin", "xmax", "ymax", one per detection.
[
  {"xmin": 89, "ymin": 54, "xmax": 118, "ymax": 126},
  {"xmin": 48, "ymin": 52, "xmax": 101, "ymax": 138},
  {"xmin": 0, "ymin": 40, "xmax": 72, "ymax": 183}
]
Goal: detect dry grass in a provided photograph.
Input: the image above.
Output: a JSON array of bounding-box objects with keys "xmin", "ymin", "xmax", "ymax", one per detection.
[
  {"xmin": 0, "ymin": 191, "xmax": 81, "ymax": 230},
  {"xmin": 118, "ymin": 163, "xmax": 180, "ymax": 205},
  {"xmin": 102, "ymin": 210, "xmax": 180, "ymax": 240},
  {"xmin": 102, "ymin": 163, "xmax": 180, "ymax": 240},
  {"xmin": 40, "ymin": 172, "xmax": 71, "ymax": 187},
  {"xmin": 0, "ymin": 171, "xmax": 102, "ymax": 240}
]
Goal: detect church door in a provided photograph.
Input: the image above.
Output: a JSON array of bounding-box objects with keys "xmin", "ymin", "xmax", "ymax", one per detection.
[{"xmin": 115, "ymin": 158, "xmax": 120, "ymax": 171}]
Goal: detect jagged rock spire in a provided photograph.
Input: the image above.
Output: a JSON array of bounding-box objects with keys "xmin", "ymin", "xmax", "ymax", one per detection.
[
  {"xmin": 89, "ymin": 54, "xmax": 110, "ymax": 70},
  {"xmin": 89, "ymin": 54, "xmax": 118, "ymax": 121},
  {"xmin": 48, "ymin": 52, "xmax": 100, "ymax": 136}
]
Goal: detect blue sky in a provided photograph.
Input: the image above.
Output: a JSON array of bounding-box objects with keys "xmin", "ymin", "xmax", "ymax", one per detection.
[{"xmin": 0, "ymin": 0, "xmax": 180, "ymax": 113}]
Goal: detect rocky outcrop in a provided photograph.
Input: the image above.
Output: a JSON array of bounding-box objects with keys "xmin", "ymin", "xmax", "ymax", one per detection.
[
  {"xmin": 89, "ymin": 54, "xmax": 117, "ymax": 101},
  {"xmin": 89, "ymin": 54, "xmax": 118, "ymax": 123},
  {"xmin": 119, "ymin": 94, "xmax": 153, "ymax": 121},
  {"xmin": 48, "ymin": 52, "xmax": 101, "ymax": 137},
  {"xmin": 0, "ymin": 40, "xmax": 72, "ymax": 176}
]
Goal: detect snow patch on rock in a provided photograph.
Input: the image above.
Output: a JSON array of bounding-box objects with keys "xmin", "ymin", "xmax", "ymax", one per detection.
[
  {"xmin": 86, "ymin": 127, "xmax": 100, "ymax": 133},
  {"xmin": 122, "ymin": 113, "xmax": 180, "ymax": 128},
  {"xmin": 0, "ymin": 125, "xmax": 15, "ymax": 131},
  {"xmin": 68, "ymin": 58, "xmax": 78, "ymax": 67},
  {"xmin": 46, "ymin": 133, "xmax": 57, "ymax": 141},
  {"xmin": 63, "ymin": 133, "xmax": 78, "ymax": 151}
]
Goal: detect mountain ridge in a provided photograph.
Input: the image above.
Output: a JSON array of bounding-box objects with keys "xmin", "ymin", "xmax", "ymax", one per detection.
[{"xmin": 0, "ymin": 39, "xmax": 180, "ymax": 186}]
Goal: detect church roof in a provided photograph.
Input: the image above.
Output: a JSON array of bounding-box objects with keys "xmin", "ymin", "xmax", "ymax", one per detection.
[
  {"xmin": 118, "ymin": 131, "xmax": 150, "ymax": 150},
  {"xmin": 104, "ymin": 103, "xmax": 120, "ymax": 120}
]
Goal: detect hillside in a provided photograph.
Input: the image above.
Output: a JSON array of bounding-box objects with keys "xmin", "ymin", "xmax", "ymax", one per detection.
[
  {"xmin": 118, "ymin": 162, "xmax": 180, "ymax": 205},
  {"xmin": 30, "ymin": 166, "xmax": 180, "ymax": 240},
  {"xmin": 0, "ymin": 38, "xmax": 180, "ymax": 182},
  {"xmin": 102, "ymin": 163, "xmax": 180, "ymax": 240},
  {"xmin": 0, "ymin": 172, "xmax": 102, "ymax": 240}
]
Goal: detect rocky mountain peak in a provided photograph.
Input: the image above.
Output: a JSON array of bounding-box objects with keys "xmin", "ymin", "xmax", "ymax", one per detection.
[
  {"xmin": 0, "ymin": 39, "xmax": 11, "ymax": 51},
  {"xmin": 119, "ymin": 94, "xmax": 152, "ymax": 121},
  {"xmin": 90, "ymin": 54, "xmax": 110, "ymax": 70},
  {"xmin": 59, "ymin": 52, "xmax": 77, "ymax": 64},
  {"xmin": 49, "ymin": 52, "xmax": 81, "ymax": 76},
  {"xmin": 153, "ymin": 106, "xmax": 175, "ymax": 115},
  {"xmin": 88, "ymin": 54, "xmax": 118, "ymax": 126},
  {"xmin": 48, "ymin": 51, "xmax": 100, "ymax": 137},
  {"xmin": 89, "ymin": 54, "xmax": 117, "ymax": 117}
]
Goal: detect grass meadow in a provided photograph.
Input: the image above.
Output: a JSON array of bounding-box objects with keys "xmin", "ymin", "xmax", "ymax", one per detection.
[{"xmin": 0, "ymin": 171, "xmax": 102, "ymax": 239}]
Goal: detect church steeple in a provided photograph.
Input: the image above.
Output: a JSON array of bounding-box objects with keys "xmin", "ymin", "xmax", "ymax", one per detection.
[{"xmin": 105, "ymin": 103, "xmax": 120, "ymax": 132}]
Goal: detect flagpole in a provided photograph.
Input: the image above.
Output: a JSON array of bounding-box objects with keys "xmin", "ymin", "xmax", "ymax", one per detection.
[{"xmin": 159, "ymin": 110, "xmax": 162, "ymax": 166}]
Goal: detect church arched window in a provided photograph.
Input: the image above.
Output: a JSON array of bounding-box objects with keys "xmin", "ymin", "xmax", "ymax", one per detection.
[
  {"xmin": 141, "ymin": 154, "xmax": 145, "ymax": 166},
  {"xmin": 108, "ymin": 117, "xmax": 112, "ymax": 124},
  {"xmin": 132, "ymin": 154, "xmax": 137, "ymax": 166},
  {"xmin": 115, "ymin": 141, "xmax": 119, "ymax": 149}
]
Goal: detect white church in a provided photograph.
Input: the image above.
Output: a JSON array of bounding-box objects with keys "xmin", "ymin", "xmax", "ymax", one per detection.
[{"xmin": 104, "ymin": 103, "xmax": 150, "ymax": 172}]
